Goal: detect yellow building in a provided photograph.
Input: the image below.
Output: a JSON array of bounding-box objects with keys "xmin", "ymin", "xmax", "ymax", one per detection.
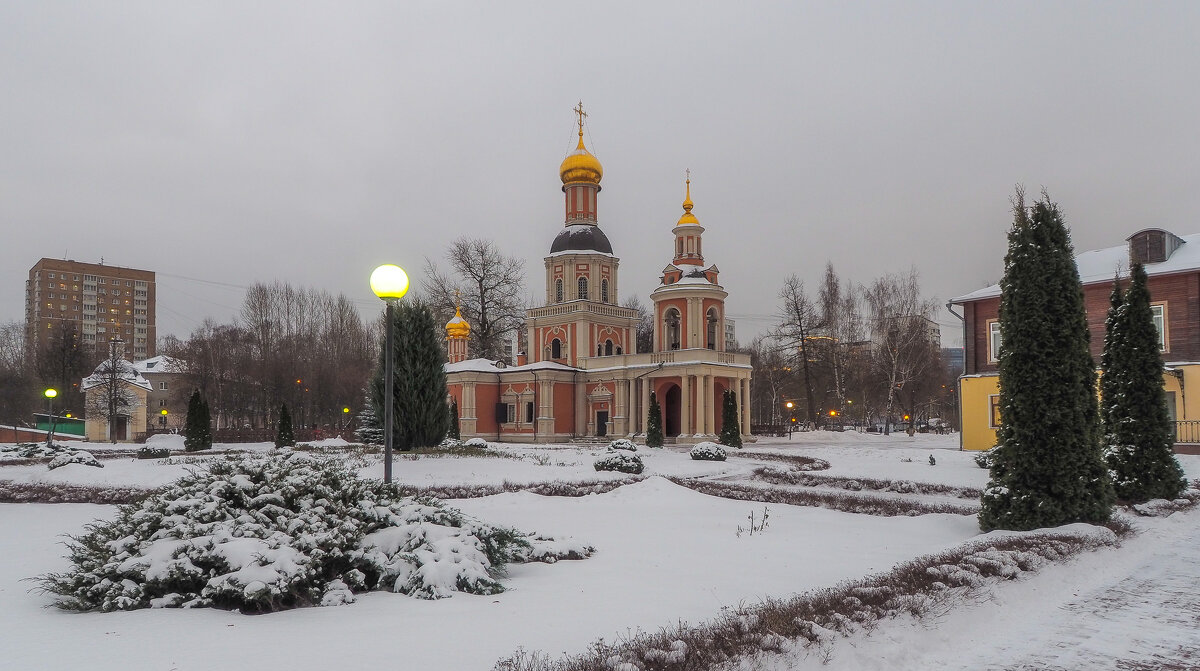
[
  {"xmin": 81, "ymin": 340, "xmax": 152, "ymax": 443},
  {"xmin": 950, "ymin": 228, "xmax": 1200, "ymax": 451}
]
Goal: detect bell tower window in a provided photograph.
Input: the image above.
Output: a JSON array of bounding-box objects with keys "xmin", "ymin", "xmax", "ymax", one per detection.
[
  {"xmin": 665, "ymin": 308, "xmax": 681, "ymax": 350},
  {"xmin": 555, "ymin": 279, "xmax": 563, "ymax": 303},
  {"xmin": 551, "ymin": 338, "xmax": 562, "ymax": 359},
  {"xmin": 707, "ymin": 308, "xmax": 719, "ymax": 350},
  {"xmin": 578, "ymin": 277, "xmax": 589, "ymax": 300},
  {"xmin": 601, "ymin": 279, "xmax": 609, "ymax": 303}
]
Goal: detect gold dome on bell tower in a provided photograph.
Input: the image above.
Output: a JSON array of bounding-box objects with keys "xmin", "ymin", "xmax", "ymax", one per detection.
[
  {"xmin": 559, "ymin": 101, "xmax": 603, "ymax": 186},
  {"xmin": 445, "ymin": 292, "xmax": 470, "ymax": 340}
]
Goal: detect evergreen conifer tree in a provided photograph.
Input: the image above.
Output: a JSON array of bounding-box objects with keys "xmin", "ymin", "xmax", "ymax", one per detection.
[
  {"xmin": 718, "ymin": 390, "xmax": 742, "ymax": 448},
  {"xmin": 275, "ymin": 403, "xmax": 294, "ymax": 448},
  {"xmin": 1102, "ymin": 262, "xmax": 1187, "ymax": 502},
  {"xmin": 184, "ymin": 390, "xmax": 208, "ymax": 452},
  {"xmin": 355, "ymin": 388, "xmax": 383, "ymax": 445},
  {"xmin": 979, "ymin": 190, "xmax": 1114, "ymax": 531},
  {"xmin": 369, "ymin": 301, "xmax": 450, "ymax": 450},
  {"xmin": 448, "ymin": 399, "xmax": 460, "ymax": 440},
  {"xmin": 645, "ymin": 391, "xmax": 664, "ymax": 448}
]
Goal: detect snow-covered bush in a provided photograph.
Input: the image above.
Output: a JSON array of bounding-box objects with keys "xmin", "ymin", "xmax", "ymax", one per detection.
[
  {"xmin": 1, "ymin": 442, "xmax": 68, "ymax": 459},
  {"xmin": 47, "ymin": 451, "xmax": 103, "ymax": 470},
  {"xmin": 438, "ymin": 437, "xmax": 465, "ymax": 449},
  {"xmin": 464, "ymin": 437, "xmax": 489, "ymax": 448},
  {"xmin": 690, "ymin": 442, "xmax": 727, "ymax": 461},
  {"xmin": 974, "ymin": 447, "xmax": 999, "ymax": 470},
  {"xmin": 594, "ymin": 451, "xmax": 644, "ymax": 474},
  {"xmin": 40, "ymin": 452, "xmax": 589, "ymax": 613},
  {"xmin": 137, "ymin": 446, "xmax": 171, "ymax": 460},
  {"xmin": 607, "ymin": 438, "xmax": 637, "ymax": 452}
]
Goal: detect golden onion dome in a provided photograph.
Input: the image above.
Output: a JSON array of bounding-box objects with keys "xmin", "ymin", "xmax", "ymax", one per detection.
[
  {"xmin": 677, "ymin": 177, "xmax": 699, "ymax": 226},
  {"xmin": 445, "ymin": 305, "xmax": 470, "ymax": 339},
  {"xmin": 559, "ymin": 133, "xmax": 603, "ymax": 185}
]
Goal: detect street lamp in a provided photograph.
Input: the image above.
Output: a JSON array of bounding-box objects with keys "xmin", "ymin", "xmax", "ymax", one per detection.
[
  {"xmin": 161, "ymin": 408, "xmax": 169, "ymax": 427},
  {"xmin": 44, "ymin": 388, "xmax": 58, "ymax": 447},
  {"xmin": 371, "ymin": 264, "xmax": 410, "ymax": 484}
]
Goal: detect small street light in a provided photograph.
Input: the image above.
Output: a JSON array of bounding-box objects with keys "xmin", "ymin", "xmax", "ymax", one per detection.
[
  {"xmin": 371, "ymin": 264, "xmax": 410, "ymax": 484},
  {"xmin": 44, "ymin": 388, "xmax": 58, "ymax": 447}
]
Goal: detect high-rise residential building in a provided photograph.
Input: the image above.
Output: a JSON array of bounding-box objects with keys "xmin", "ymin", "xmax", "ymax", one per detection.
[{"xmin": 25, "ymin": 258, "xmax": 156, "ymax": 360}]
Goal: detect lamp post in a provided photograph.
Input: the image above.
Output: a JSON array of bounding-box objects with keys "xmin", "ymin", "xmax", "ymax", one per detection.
[
  {"xmin": 371, "ymin": 264, "xmax": 410, "ymax": 484},
  {"xmin": 44, "ymin": 388, "xmax": 58, "ymax": 447},
  {"xmin": 341, "ymin": 406, "xmax": 351, "ymax": 434},
  {"xmin": 161, "ymin": 408, "xmax": 169, "ymax": 429}
]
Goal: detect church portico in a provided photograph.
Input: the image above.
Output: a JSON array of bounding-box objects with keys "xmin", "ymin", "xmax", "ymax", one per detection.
[{"xmin": 443, "ymin": 106, "xmax": 751, "ymax": 445}]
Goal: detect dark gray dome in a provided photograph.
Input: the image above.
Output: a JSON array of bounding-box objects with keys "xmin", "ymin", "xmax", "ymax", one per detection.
[{"xmin": 550, "ymin": 224, "xmax": 613, "ymax": 254}]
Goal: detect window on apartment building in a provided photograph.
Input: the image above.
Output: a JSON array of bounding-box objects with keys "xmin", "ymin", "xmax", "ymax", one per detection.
[
  {"xmin": 48, "ymin": 273, "xmax": 55, "ymax": 279},
  {"xmin": 989, "ymin": 395, "xmax": 1001, "ymax": 428},
  {"xmin": 159, "ymin": 382, "xmax": 168, "ymax": 390},
  {"xmin": 988, "ymin": 320, "xmax": 1002, "ymax": 362},
  {"xmin": 1151, "ymin": 303, "xmax": 1166, "ymax": 352}
]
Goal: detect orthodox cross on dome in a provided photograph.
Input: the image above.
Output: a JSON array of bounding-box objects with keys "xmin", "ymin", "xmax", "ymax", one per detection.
[
  {"xmin": 574, "ymin": 101, "xmax": 588, "ymax": 138},
  {"xmin": 682, "ymin": 169, "xmax": 694, "ymax": 213}
]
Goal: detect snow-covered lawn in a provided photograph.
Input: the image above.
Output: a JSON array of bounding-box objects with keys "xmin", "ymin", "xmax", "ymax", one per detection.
[
  {"xmin": 2, "ymin": 432, "xmax": 1197, "ymax": 670},
  {"xmin": 2, "ymin": 479, "xmax": 978, "ymax": 670}
]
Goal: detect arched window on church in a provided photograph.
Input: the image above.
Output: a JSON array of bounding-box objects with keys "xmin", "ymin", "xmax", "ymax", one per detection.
[
  {"xmin": 601, "ymin": 278, "xmax": 609, "ymax": 303},
  {"xmin": 604, "ymin": 339, "xmax": 613, "ymax": 356},
  {"xmin": 676, "ymin": 237, "xmax": 683, "ymax": 256},
  {"xmin": 707, "ymin": 308, "xmax": 719, "ymax": 350},
  {"xmin": 551, "ymin": 338, "xmax": 562, "ymax": 359},
  {"xmin": 578, "ymin": 277, "xmax": 588, "ymax": 300},
  {"xmin": 665, "ymin": 308, "xmax": 681, "ymax": 350},
  {"xmin": 555, "ymin": 279, "xmax": 563, "ymax": 303}
]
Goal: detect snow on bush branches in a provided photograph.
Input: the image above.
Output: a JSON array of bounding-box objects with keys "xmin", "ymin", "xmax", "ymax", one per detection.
[
  {"xmin": 47, "ymin": 450, "xmax": 103, "ymax": 470},
  {"xmin": 40, "ymin": 452, "xmax": 591, "ymax": 613},
  {"xmin": 594, "ymin": 451, "xmax": 644, "ymax": 474},
  {"xmin": 690, "ymin": 442, "xmax": 727, "ymax": 461}
]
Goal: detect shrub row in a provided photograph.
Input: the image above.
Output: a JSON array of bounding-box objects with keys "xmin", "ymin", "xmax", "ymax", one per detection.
[
  {"xmin": 751, "ymin": 466, "xmax": 984, "ymax": 499},
  {"xmin": 670, "ymin": 478, "xmax": 979, "ymax": 516}
]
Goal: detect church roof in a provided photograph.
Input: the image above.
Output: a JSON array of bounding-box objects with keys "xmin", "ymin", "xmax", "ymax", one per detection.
[
  {"xmin": 548, "ymin": 224, "xmax": 614, "ymax": 256},
  {"xmin": 444, "ymin": 358, "xmax": 579, "ymax": 374},
  {"xmin": 81, "ymin": 358, "xmax": 153, "ymax": 392}
]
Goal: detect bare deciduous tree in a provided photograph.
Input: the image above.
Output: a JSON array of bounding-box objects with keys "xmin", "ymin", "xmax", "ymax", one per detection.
[
  {"xmin": 83, "ymin": 342, "xmax": 144, "ymax": 443},
  {"xmin": 864, "ymin": 268, "xmax": 940, "ymax": 435},
  {"xmin": 623, "ymin": 295, "xmax": 654, "ymax": 354},
  {"xmin": 775, "ymin": 275, "xmax": 824, "ymax": 426},
  {"xmin": 422, "ymin": 237, "xmax": 527, "ymax": 362}
]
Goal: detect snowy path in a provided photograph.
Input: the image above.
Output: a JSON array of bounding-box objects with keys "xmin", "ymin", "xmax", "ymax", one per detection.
[{"xmin": 797, "ymin": 510, "xmax": 1200, "ymax": 671}]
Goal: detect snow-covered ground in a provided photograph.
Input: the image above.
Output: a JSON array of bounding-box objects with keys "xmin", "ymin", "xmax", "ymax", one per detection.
[{"xmin": 1, "ymin": 432, "xmax": 1197, "ymax": 670}]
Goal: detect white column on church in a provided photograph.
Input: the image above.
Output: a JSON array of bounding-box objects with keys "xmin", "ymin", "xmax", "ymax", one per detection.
[
  {"xmin": 681, "ymin": 374, "xmax": 692, "ymax": 436},
  {"xmin": 705, "ymin": 375, "xmax": 715, "ymax": 436},
  {"xmin": 627, "ymin": 378, "xmax": 638, "ymax": 435},
  {"xmin": 641, "ymin": 377, "xmax": 651, "ymax": 436},
  {"xmin": 740, "ymin": 377, "xmax": 751, "ymax": 437}
]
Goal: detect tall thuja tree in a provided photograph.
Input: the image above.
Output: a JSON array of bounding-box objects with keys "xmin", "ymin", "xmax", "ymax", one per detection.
[
  {"xmin": 184, "ymin": 390, "xmax": 211, "ymax": 452},
  {"xmin": 448, "ymin": 398, "xmax": 461, "ymax": 440},
  {"xmin": 370, "ymin": 300, "xmax": 449, "ymax": 450},
  {"xmin": 275, "ymin": 403, "xmax": 294, "ymax": 448},
  {"xmin": 1102, "ymin": 262, "xmax": 1186, "ymax": 502},
  {"xmin": 645, "ymin": 392, "xmax": 664, "ymax": 448},
  {"xmin": 355, "ymin": 387, "xmax": 383, "ymax": 445},
  {"xmin": 979, "ymin": 190, "xmax": 1114, "ymax": 531},
  {"xmin": 718, "ymin": 390, "xmax": 742, "ymax": 448}
]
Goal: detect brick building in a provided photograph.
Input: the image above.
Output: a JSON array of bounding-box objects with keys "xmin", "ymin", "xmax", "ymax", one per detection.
[
  {"xmin": 25, "ymin": 258, "xmax": 156, "ymax": 360},
  {"xmin": 949, "ymin": 228, "xmax": 1200, "ymax": 451}
]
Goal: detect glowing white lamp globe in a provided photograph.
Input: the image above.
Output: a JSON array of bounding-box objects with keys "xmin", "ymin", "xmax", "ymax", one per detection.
[{"xmin": 371, "ymin": 264, "xmax": 410, "ymax": 301}]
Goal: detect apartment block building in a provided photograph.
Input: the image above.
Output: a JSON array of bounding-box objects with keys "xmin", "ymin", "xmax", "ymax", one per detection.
[{"xmin": 25, "ymin": 258, "xmax": 156, "ymax": 360}]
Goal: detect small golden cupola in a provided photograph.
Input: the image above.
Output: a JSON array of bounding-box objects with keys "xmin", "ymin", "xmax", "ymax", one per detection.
[
  {"xmin": 445, "ymin": 296, "xmax": 471, "ymax": 364},
  {"xmin": 672, "ymin": 171, "xmax": 706, "ymax": 267},
  {"xmin": 445, "ymin": 305, "xmax": 470, "ymax": 340},
  {"xmin": 677, "ymin": 176, "xmax": 699, "ymax": 226},
  {"xmin": 559, "ymin": 102, "xmax": 603, "ymax": 187}
]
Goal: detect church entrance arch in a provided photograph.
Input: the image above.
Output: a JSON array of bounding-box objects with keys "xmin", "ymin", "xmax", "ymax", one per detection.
[{"xmin": 663, "ymin": 384, "xmax": 682, "ymax": 437}]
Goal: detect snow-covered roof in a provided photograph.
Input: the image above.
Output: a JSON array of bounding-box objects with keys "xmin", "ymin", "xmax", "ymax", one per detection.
[
  {"xmin": 444, "ymin": 358, "xmax": 578, "ymax": 374},
  {"xmin": 950, "ymin": 232, "xmax": 1200, "ymax": 303},
  {"xmin": 81, "ymin": 358, "xmax": 153, "ymax": 392},
  {"xmin": 546, "ymin": 224, "xmax": 616, "ymax": 257},
  {"xmin": 131, "ymin": 355, "xmax": 183, "ymax": 374}
]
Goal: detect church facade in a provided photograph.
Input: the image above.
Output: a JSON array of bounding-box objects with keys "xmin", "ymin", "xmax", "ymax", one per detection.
[{"xmin": 443, "ymin": 110, "xmax": 752, "ymax": 444}]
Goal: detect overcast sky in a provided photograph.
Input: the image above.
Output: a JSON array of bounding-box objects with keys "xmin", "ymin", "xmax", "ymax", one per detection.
[{"xmin": 4, "ymin": 2, "xmax": 1199, "ymax": 348}]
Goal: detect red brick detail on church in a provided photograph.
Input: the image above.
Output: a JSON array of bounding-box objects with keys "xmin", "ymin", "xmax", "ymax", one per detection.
[{"xmin": 553, "ymin": 384, "xmax": 574, "ymax": 434}]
